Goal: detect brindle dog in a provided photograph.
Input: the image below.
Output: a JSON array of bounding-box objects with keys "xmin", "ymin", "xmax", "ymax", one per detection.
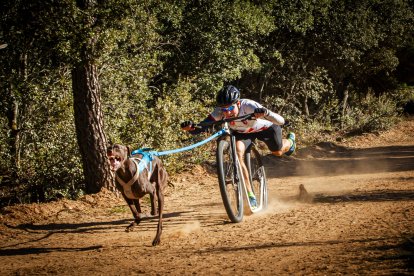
[{"xmin": 107, "ymin": 144, "xmax": 168, "ymax": 246}]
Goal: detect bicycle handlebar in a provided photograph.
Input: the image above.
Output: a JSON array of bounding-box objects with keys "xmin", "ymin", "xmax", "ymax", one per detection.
[{"xmin": 196, "ymin": 113, "xmax": 256, "ymax": 128}]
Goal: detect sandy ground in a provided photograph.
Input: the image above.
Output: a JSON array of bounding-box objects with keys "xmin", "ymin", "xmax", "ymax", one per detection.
[{"xmin": 0, "ymin": 118, "xmax": 413, "ymax": 275}]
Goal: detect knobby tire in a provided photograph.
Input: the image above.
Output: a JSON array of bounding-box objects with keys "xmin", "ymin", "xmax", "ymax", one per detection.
[
  {"xmin": 216, "ymin": 139, "xmax": 243, "ymax": 223},
  {"xmin": 246, "ymin": 147, "xmax": 268, "ymax": 210}
]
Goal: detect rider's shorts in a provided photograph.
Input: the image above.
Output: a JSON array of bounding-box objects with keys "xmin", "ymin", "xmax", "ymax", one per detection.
[{"xmin": 234, "ymin": 124, "xmax": 282, "ymax": 152}]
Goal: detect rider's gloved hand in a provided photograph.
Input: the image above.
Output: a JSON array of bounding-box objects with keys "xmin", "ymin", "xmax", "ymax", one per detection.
[
  {"xmin": 254, "ymin": 107, "xmax": 267, "ymax": 118},
  {"xmin": 180, "ymin": 120, "xmax": 194, "ymax": 131},
  {"xmin": 204, "ymin": 126, "xmax": 215, "ymax": 134},
  {"xmin": 283, "ymin": 119, "xmax": 291, "ymax": 128}
]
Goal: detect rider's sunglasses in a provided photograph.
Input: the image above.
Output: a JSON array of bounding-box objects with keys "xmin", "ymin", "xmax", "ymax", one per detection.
[{"xmin": 221, "ymin": 105, "xmax": 236, "ymax": 112}]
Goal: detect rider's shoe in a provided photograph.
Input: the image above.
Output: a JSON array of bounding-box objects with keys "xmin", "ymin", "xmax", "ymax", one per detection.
[
  {"xmin": 249, "ymin": 195, "xmax": 258, "ymax": 209},
  {"xmin": 285, "ymin": 132, "xmax": 296, "ymax": 156}
]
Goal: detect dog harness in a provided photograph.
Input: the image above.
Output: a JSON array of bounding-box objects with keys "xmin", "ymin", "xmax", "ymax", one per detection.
[{"xmin": 115, "ymin": 151, "xmax": 153, "ymax": 200}]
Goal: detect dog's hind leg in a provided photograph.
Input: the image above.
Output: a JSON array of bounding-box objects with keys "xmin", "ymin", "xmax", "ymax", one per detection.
[
  {"xmin": 152, "ymin": 176, "xmax": 165, "ymax": 246},
  {"xmin": 150, "ymin": 158, "xmax": 168, "ymax": 246},
  {"xmin": 149, "ymin": 183, "xmax": 158, "ymax": 216}
]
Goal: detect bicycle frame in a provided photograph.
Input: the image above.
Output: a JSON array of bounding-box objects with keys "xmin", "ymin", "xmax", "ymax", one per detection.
[{"xmin": 219, "ymin": 120, "xmax": 266, "ymax": 214}]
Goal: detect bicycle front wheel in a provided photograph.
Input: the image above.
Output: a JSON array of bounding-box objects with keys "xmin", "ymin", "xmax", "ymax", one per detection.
[
  {"xmin": 216, "ymin": 139, "xmax": 243, "ymax": 223},
  {"xmin": 246, "ymin": 146, "xmax": 268, "ymax": 210}
]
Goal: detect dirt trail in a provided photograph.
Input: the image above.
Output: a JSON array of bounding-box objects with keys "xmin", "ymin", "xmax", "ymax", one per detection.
[{"xmin": 1, "ymin": 118, "xmax": 413, "ymax": 275}]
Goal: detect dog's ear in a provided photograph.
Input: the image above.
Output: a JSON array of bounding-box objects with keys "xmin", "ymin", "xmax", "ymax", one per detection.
[
  {"xmin": 106, "ymin": 143, "xmax": 114, "ymax": 154},
  {"xmin": 126, "ymin": 146, "xmax": 131, "ymax": 157},
  {"xmin": 107, "ymin": 138, "xmax": 113, "ymax": 147}
]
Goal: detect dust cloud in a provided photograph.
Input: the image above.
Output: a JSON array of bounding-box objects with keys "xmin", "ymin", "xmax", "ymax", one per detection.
[
  {"xmin": 295, "ymin": 155, "xmax": 392, "ymax": 177},
  {"xmin": 169, "ymin": 221, "xmax": 201, "ymax": 237}
]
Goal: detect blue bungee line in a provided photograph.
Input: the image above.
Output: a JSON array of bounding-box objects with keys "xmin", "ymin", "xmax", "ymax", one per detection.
[{"xmin": 131, "ymin": 129, "xmax": 226, "ymax": 158}]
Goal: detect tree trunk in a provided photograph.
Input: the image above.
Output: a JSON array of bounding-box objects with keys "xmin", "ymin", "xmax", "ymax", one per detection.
[
  {"xmin": 72, "ymin": 61, "xmax": 114, "ymax": 193},
  {"xmin": 6, "ymin": 92, "xmax": 21, "ymax": 178},
  {"xmin": 6, "ymin": 52, "xmax": 27, "ymax": 178},
  {"xmin": 303, "ymin": 96, "xmax": 309, "ymax": 117},
  {"xmin": 340, "ymin": 85, "xmax": 349, "ymax": 129}
]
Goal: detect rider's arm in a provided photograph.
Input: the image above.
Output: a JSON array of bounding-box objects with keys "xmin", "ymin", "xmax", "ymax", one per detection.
[
  {"xmin": 185, "ymin": 107, "xmax": 223, "ymax": 135},
  {"xmin": 188, "ymin": 114, "xmax": 216, "ymax": 135},
  {"xmin": 262, "ymin": 108, "xmax": 285, "ymax": 126},
  {"xmin": 242, "ymin": 99, "xmax": 285, "ymax": 126}
]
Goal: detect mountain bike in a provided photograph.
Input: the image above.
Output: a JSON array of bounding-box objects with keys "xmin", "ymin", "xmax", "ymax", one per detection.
[{"xmin": 197, "ymin": 114, "xmax": 268, "ymax": 223}]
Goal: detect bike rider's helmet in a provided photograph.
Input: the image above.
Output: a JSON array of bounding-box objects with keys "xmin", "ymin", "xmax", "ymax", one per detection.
[{"xmin": 216, "ymin": 85, "xmax": 240, "ymax": 107}]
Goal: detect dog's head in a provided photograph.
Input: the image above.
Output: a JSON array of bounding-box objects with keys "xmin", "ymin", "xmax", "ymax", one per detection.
[{"xmin": 107, "ymin": 144, "xmax": 130, "ymax": 171}]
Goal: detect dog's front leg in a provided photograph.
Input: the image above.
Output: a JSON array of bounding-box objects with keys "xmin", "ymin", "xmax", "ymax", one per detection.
[
  {"xmin": 124, "ymin": 197, "xmax": 142, "ymax": 232},
  {"xmin": 126, "ymin": 218, "xmax": 140, "ymax": 232},
  {"xmin": 133, "ymin": 199, "xmax": 142, "ymax": 214}
]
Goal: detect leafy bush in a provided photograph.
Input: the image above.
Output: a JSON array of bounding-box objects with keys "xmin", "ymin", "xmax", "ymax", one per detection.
[
  {"xmin": 344, "ymin": 91, "xmax": 401, "ymax": 134},
  {"xmin": 0, "ymin": 74, "xmax": 84, "ymax": 206},
  {"xmin": 102, "ymin": 77, "xmax": 215, "ymax": 173}
]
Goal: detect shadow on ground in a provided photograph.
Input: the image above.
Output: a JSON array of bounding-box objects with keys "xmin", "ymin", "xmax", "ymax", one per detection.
[
  {"xmin": 313, "ymin": 190, "xmax": 414, "ymax": 203},
  {"xmin": 263, "ymin": 144, "xmax": 414, "ymax": 178}
]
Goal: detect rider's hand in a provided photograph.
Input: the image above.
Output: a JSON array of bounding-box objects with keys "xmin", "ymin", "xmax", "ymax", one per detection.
[
  {"xmin": 181, "ymin": 120, "xmax": 195, "ymax": 131},
  {"xmin": 254, "ymin": 107, "xmax": 267, "ymax": 118},
  {"xmin": 283, "ymin": 119, "xmax": 291, "ymax": 127}
]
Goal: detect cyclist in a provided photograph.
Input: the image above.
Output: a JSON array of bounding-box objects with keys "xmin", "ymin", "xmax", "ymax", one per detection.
[{"xmin": 181, "ymin": 85, "xmax": 295, "ymax": 208}]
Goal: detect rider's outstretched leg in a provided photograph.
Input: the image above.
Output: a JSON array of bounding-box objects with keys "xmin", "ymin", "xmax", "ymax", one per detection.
[{"xmin": 236, "ymin": 140, "xmax": 257, "ymax": 208}]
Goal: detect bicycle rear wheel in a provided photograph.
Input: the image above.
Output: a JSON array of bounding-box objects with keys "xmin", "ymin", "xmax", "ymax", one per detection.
[
  {"xmin": 216, "ymin": 138, "xmax": 243, "ymax": 223},
  {"xmin": 246, "ymin": 146, "xmax": 268, "ymax": 210}
]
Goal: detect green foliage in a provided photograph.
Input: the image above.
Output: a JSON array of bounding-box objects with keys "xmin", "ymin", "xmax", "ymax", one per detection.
[
  {"xmin": 0, "ymin": 69, "xmax": 83, "ymax": 204},
  {"xmin": 347, "ymin": 91, "xmax": 401, "ymax": 133},
  {"xmin": 269, "ymin": 0, "xmax": 331, "ymax": 34},
  {"xmin": 150, "ymin": 80, "xmax": 215, "ymax": 172},
  {"xmin": 103, "ymin": 77, "xmax": 213, "ymax": 173},
  {"xmin": 160, "ymin": 0, "xmax": 275, "ymax": 99}
]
